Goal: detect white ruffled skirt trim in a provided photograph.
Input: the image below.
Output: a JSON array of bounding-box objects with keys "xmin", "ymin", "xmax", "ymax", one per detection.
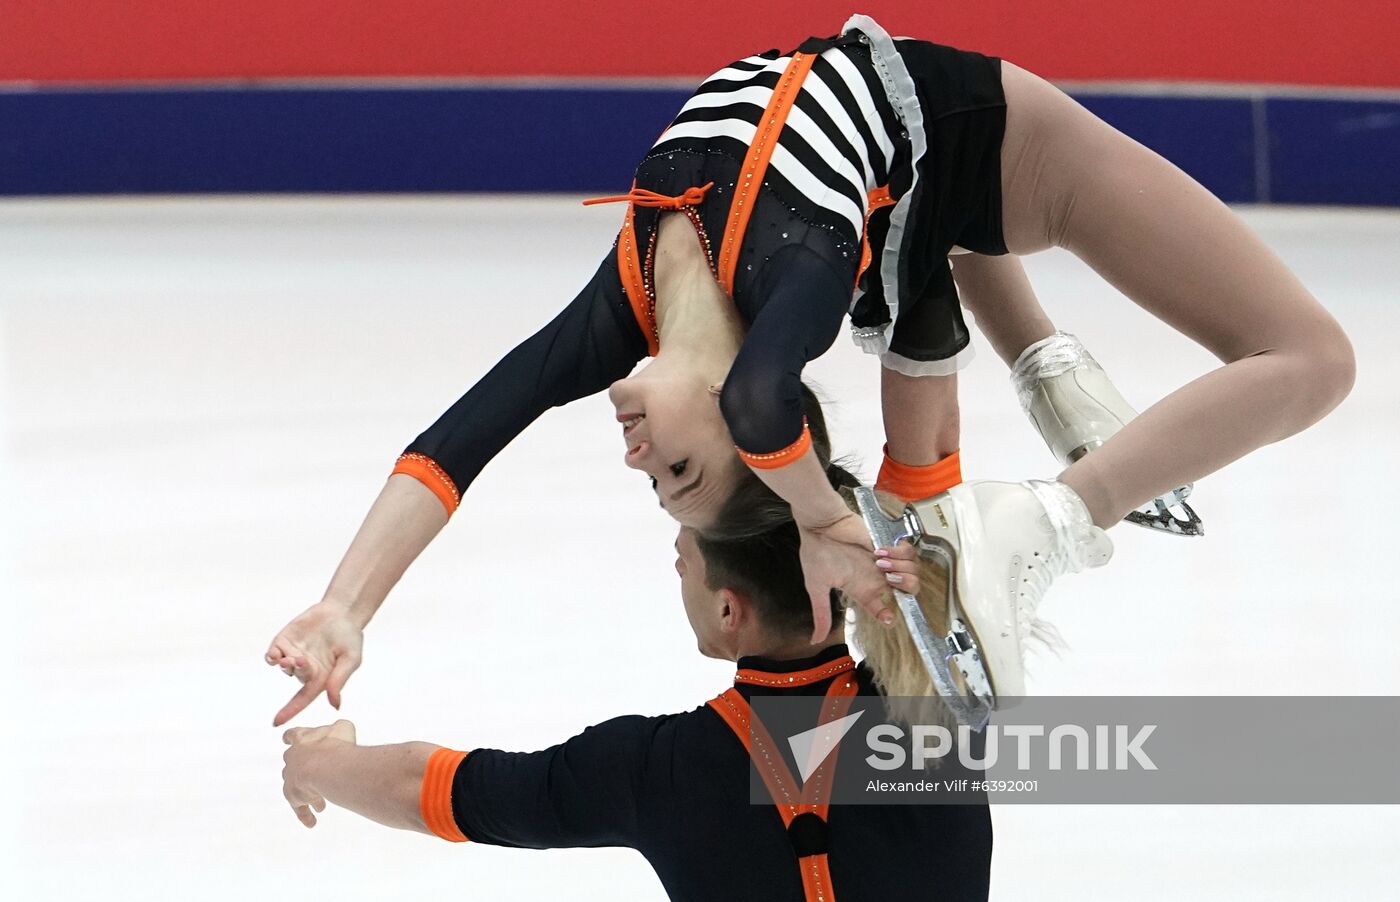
[
  {"xmin": 841, "ymin": 14, "xmax": 974, "ymax": 376},
  {"xmin": 880, "ymin": 342, "xmax": 977, "ymax": 377}
]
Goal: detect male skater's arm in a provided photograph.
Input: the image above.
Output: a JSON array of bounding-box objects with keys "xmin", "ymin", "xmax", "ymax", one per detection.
[
  {"xmin": 281, "ymin": 720, "xmax": 439, "ymax": 832},
  {"xmin": 281, "ymin": 715, "xmax": 658, "ymax": 847}
]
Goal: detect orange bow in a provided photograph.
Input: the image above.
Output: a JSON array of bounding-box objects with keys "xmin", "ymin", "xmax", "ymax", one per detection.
[{"xmin": 583, "ymin": 182, "xmax": 714, "ymax": 210}]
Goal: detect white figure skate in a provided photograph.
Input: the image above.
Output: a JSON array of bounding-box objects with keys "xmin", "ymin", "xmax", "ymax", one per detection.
[
  {"xmin": 855, "ymin": 479, "xmax": 1112, "ymax": 730},
  {"xmin": 1012, "ymin": 331, "xmax": 1203, "ymax": 537}
]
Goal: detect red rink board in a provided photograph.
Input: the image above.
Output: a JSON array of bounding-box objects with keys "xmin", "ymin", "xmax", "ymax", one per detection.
[{"xmin": 2, "ymin": 0, "xmax": 1397, "ymax": 87}]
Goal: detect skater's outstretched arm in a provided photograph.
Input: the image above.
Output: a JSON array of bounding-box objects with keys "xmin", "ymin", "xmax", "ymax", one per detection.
[
  {"xmin": 281, "ymin": 716, "xmax": 654, "ymax": 847},
  {"xmin": 281, "ymin": 720, "xmax": 438, "ymax": 832},
  {"xmin": 266, "ymin": 475, "xmax": 446, "ymax": 726},
  {"xmin": 267, "ymin": 255, "xmax": 647, "ymax": 726}
]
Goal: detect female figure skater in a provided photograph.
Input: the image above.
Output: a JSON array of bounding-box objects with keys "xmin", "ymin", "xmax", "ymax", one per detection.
[{"xmin": 266, "ymin": 15, "xmax": 1352, "ymax": 725}]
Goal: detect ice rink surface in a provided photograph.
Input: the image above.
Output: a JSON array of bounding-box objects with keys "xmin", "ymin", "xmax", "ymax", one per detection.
[{"xmin": 4, "ymin": 196, "xmax": 1398, "ymax": 899}]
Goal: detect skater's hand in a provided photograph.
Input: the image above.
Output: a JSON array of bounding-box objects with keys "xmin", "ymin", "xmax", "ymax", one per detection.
[
  {"xmin": 798, "ymin": 512, "xmax": 896, "ymax": 642},
  {"xmin": 282, "ymin": 719, "xmax": 357, "ymax": 828},
  {"xmin": 874, "ymin": 541, "xmax": 923, "ymax": 596},
  {"xmin": 266, "ymin": 602, "xmax": 365, "ymax": 727}
]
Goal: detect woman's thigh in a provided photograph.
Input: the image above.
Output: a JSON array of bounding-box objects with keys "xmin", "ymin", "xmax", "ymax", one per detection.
[{"xmin": 997, "ymin": 61, "xmax": 1336, "ymax": 365}]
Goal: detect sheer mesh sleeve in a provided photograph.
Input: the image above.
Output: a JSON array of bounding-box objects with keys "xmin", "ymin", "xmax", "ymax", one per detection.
[
  {"xmin": 719, "ymin": 243, "xmax": 852, "ymax": 456},
  {"xmin": 404, "ymin": 252, "xmax": 647, "ymax": 497}
]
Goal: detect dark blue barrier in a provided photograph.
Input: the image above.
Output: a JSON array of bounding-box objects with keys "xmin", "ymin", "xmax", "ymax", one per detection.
[
  {"xmin": 1, "ymin": 84, "xmax": 1396, "ymax": 204},
  {"xmin": 0, "ymin": 86, "xmax": 690, "ymax": 195},
  {"xmin": 1265, "ymin": 97, "xmax": 1400, "ymax": 205}
]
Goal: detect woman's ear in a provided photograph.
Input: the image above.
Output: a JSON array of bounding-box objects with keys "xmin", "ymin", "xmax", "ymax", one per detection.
[{"xmin": 707, "ymin": 382, "xmax": 724, "ymax": 396}]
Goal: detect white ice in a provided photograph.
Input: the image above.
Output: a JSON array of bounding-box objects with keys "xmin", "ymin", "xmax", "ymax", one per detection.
[{"xmin": 3, "ymin": 196, "xmax": 1398, "ymax": 900}]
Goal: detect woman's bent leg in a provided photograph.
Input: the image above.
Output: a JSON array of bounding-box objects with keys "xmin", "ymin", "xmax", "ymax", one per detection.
[
  {"xmin": 998, "ymin": 62, "xmax": 1355, "ymax": 527},
  {"xmin": 952, "ymin": 253, "xmax": 1056, "ymax": 367}
]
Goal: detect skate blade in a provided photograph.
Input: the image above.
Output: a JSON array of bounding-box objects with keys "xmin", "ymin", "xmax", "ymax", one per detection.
[
  {"xmin": 1124, "ymin": 492, "xmax": 1204, "ymax": 537},
  {"xmin": 853, "ymin": 487, "xmax": 994, "ymax": 731}
]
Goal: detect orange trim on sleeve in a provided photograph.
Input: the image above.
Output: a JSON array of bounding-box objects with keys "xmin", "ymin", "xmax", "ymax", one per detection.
[
  {"xmin": 717, "ymin": 51, "xmax": 818, "ymax": 295},
  {"xmin": 419, "ymin": 747, "xmax": 470, "ymax": 843},
  {"xmin": 875, "ymin": 448, "xmax": 962, "ymax": 502},
  {"xmin": 736, "ymin": 421, "xmax": 812, "ymax": 470},
  {"xmin": 856, "ymin": 185, "xmax": 896, "ymax": 289},
  {"xmin": 393, "ymin": 453, "xmax": 461, "ymax": 516}
]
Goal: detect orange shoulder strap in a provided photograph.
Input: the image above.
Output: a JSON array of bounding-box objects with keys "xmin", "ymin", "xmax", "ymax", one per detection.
[
  {"xmin": 706, "ymin": 674, "xmax": 860, "ymax": 902},
  {"xmin": 716, "ymin": 50, "xmax": 819, "ymax": 296}
]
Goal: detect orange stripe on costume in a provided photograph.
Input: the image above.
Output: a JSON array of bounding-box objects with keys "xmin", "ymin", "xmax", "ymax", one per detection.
[
  {"xmin": 875, "ymin": 448, "xmax": 962, "ymax": 501},
  {"xmin": 856, "ymin": 185, "xmax": 896, "ymax": 288},
  {"xmin": 736, "ymin": 421, "xmax": 812, "ymax": 470},
  {"xmin": 584, "ymin": 183, "xmax": 715, "ymax": 358},
  {"xmin": 393, "ymin": 453, "xmax": 461, "ymax": 516},
  {"xmin": 616, "ymin": 197, "xmax": 660, "ymax": 357},
  {"xmin": 801, "ymin": 853, "xmax": 836, "ymax": 902},
  {"xmin": 717, "ymin": 51, "xmax": 818, "ymax": 295},
  {"xmin": 419, "ymin": 748, "xmax": 470, "ymax": 843}
]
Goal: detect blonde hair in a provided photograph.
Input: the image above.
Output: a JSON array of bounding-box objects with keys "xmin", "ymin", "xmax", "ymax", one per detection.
[
  {"xmin": 845, "ymin": 489, "xmax": 958, "ymax": 727},
  {"xmin": 847, "ymin": 490, "xmax": 1064, "ymax": 723}
]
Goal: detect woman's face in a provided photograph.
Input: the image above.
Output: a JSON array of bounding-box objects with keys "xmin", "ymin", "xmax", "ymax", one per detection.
[{"xmin": 608, "ymin": 368, "xmax": 741, "ymax": 529}]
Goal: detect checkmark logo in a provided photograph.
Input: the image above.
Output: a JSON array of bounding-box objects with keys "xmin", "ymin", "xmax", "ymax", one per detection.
[{"xmin": 787, "ymin": 710, "xmax": 865, "ymax": 783}]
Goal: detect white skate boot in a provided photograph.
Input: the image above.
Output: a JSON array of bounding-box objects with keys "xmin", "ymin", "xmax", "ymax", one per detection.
[
  {"xmin": 855, "ymin": 479, "xmax": 1112, "ymax": 730},
  {"xmin": 1011, "ymin": 331, "xmax": 1203, "ymax": 537}
]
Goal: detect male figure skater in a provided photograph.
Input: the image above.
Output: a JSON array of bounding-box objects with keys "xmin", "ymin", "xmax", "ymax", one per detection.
[{"xmin": 279, "ymin": 515, "xmax": 991, "ymax": 902}]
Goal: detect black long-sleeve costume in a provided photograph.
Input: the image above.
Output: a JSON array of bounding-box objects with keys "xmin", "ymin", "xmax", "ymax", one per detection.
[
  {"xmin": 421, "ymin": 645, "xmax": 992, "ymax": 902},
  {"xmin": 398, "ymin": 20, "xmax": 1008, "ymax": 510}
]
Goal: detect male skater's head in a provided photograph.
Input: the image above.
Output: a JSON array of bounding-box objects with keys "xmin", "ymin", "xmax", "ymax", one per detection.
[
  {"xmin": 676, "ymin": 523, "xmax": 844, "ymax": 661},
  {"xmin": 682, "ymin": 461, "xmax": 952, "ymax": 700}
]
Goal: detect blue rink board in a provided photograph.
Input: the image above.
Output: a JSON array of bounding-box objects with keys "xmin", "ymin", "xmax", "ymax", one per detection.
[{"xmin": 1, "ymin": 84, "xmax": 1396, "ymax": 205}]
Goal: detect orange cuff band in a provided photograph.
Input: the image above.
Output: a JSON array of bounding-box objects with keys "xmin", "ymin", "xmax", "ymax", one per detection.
[
  {"xmin": 392, "ymin": 453, "xmax": 461, "ymax": 517},
  {"xmin": 875, "ymin": 448, "xmax": 962, "ymax": 501},
  {"xmin": 419, "ymin": 748, "xmax": 470, "ymax": 843},
  {"xmin": 736, "ymin": 421, "xmax": 812, "ymax": 470}
]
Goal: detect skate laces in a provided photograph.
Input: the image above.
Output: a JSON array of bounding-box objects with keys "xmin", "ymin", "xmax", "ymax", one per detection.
[{"xmin": 1010, "ymin": 331, "xmax": 1098, "ymax": 414}]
